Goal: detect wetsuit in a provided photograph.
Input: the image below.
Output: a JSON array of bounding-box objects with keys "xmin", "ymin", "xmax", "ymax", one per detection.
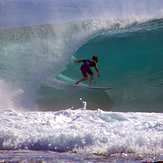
[{"xmin": 80, "ymin": 59, "xmax": 97, "ymax": 77}]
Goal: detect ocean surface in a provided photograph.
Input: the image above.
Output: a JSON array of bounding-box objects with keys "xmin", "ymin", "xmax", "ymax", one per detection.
[{"xmin": 0, "ymin": 0, "xmax": 163, "ymax": 162}]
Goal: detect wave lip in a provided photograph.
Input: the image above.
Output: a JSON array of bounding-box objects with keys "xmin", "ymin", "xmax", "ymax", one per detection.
[{"xmin": 0, "ymin": 0, "xmax": 163, "ymax": 29}]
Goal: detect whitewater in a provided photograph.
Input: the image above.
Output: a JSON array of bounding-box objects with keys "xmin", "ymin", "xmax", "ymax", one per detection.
[{"xmin": 0, "ymin": 0, "xmax": 163, "ymax": 162}]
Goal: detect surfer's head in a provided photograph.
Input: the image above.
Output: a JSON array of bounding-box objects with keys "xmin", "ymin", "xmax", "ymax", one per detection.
[{"xmin": 92, "ymin": 56, "xmax": 98, "ymax": 63}]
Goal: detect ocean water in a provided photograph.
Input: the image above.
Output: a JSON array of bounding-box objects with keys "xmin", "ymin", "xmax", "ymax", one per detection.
[{"xmin": 0, "ymin": 0, "xmax": 163, "ymax": 162}]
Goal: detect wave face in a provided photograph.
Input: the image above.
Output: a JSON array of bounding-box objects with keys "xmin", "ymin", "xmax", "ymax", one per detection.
[
  {"xmin": 62, "ymin": 19, "xmax": 163, "ymax": 112},
  {"xmin": 0, "ymin": 0, "xmax": 163, "ymax": 111}
]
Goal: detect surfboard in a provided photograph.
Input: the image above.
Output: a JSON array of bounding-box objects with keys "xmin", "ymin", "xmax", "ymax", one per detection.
[
  {"xmin": 57, "ymin": 74, "xmax": 112, "ymax": 90},
  {"xmin": 70, "ymin": 84, "xmax": 112, "ymax": 90}
]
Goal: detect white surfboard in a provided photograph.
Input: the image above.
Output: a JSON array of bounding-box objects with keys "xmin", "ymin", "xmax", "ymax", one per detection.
[
  {"xmin": 57, "ymin": 74, "xmax": 112, "ymax": 90},
  {"xmin": 70, "ymin": 84, "xmax": 112, "ymax": 90}
]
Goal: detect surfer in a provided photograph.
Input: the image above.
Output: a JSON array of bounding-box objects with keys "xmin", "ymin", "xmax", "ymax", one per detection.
[{"xmin": 74, "ymin": 56, "xmax": 100, "ymax": 87}]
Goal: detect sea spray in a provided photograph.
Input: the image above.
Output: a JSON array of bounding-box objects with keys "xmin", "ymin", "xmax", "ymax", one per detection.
[
  {"xmin": 0, "ymin": 109, "xmax": 162, "ymax": 155},
  {"xmin": 80, "ymin": 98, "xmax": 87, "ymax": 110}
]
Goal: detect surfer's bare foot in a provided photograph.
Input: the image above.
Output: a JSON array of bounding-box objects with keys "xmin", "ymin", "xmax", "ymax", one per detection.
[{"xmin": 75, "ymin": 81, "xmax": 79, "ymax": 85}]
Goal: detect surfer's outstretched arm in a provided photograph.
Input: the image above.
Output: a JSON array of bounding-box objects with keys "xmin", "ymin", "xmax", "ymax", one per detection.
[{"xmin": 74, "ymin": 60, "xmax": 84, "ymax": 63}]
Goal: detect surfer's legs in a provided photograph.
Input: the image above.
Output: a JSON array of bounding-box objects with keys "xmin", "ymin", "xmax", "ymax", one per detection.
[
  {"xmin": 75, "ymin": 64, "xmax": 93, "ymax": 85},
  {"xmin": 75, "ymin": 74, "xmax": 94, "ymax": 86},
  {"xmin": 75, "ymin": 76, "xmax": 88, "ymax": 85},
  {"xmin": 80, "ymin": 65, "xmax": 88, "ymax": 78},
  {"xmin": 75, "ymin": 65, "xmax": 88, "ymax": 84},
  {"xmin": 89, "ymin": 74, "xmax": 94, "ymax": 87}
]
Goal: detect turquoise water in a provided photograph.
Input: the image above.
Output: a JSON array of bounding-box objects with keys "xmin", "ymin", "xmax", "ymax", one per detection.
[
  {"xmin": 0, "ymin": 1, "xmax": 163, "ymax": 162},
  {"xmin": 0, "ymin": 19, "xmax": 163, "ymax": 111},
  {"xmin": 62, "ymin": 19, "xmax": 163, "ymax": 112}
]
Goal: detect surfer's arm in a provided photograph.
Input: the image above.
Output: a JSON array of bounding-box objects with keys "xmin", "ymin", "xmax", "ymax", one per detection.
[
  {"xmin": 74, "ymin": 60, "xmax": 85, "ymax": 63},
  {"xmin": 95, "ymin": 65, "xmax": 100, "ymax": 77}
]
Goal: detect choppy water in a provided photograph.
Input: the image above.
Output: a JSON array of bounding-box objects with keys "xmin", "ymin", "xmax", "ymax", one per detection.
[{"xmin": 0, "ymin": 109, "xmax": 162, "ymax": 154}]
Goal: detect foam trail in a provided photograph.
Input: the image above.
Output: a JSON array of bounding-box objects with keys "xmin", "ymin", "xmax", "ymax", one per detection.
[{"xmin": 0, "ymin": 109, "xmax": 162, "ymax": 155}]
